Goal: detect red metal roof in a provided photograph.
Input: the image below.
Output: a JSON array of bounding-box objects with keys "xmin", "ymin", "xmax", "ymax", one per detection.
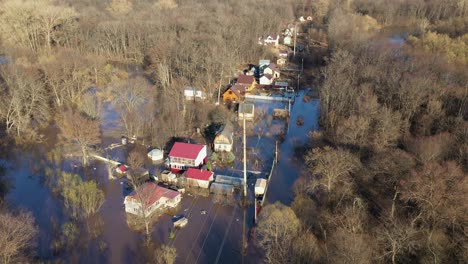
[
  {"xmin": 169, "ymin": 142, "xmax": 205, "ymax": 160},
  {"xmin": 237, "ymin": 75, "xmax": 255, "ymax": 85},
  {"xmin": 127, "ymin": 182, "xmax": 179, "ymax": 209},
  {"xmin": 186, "ymin": 168, "xmax": 213, "ymax": 181}
]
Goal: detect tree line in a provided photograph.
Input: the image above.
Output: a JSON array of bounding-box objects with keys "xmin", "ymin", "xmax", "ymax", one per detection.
[{"xmin": 256, "ymin": 1, "xmax": 467, "ymax": 263}]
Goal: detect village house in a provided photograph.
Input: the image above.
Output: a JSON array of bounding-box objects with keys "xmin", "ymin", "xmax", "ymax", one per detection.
[
  {"xmin": 236, "ymin": 74, "xmax": 256, "ymax": 92},
  {"xmin": 214, "ymin": 122, "xmax": 234, "ymax": 152},
  {"xmin": 262, "ymin": 34, "xmax": 279, "ymax": 46},
  {"xmin": 279, "ymin": 50, "xmax": 288, "ymax": 57},
  {"xmin": 185, "ymin": 168, "xmax": 214, "ymax": 188},
  {"xmin": 259, "ymin": 74, "xmax": 274, "ymax": 85},
  {"xmin": 184, "ymin": 87, "xmax": 206, "ymax": 101},
  {"xmin": 124, "ymin": 183, "xmax": 181, "ymax": 217},
  {"xmin": 277, "ymin": 57, "xmax": 287, "ymax": 66},
  {"xmin": 263, "ymin": 63, "xmax": 280, "ymax": 79},
  {"xmin": 283, "ymin": 35, "xmax": 292, "ymax": 46},
  {"xmin": 222, "ymin": 84, "xmax": 244, "ymax": 103},
  {"xmin": 238, "ymin": 103, "xmax": 255, "ymax": 120},
  {"xmin": 168, "ymin": 142, "xmax": 207, "ymax": 172}
]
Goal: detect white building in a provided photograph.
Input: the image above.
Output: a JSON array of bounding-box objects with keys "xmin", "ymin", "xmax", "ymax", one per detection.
[
  {"xmin": 283, "ymin": 35, "xmax": 292, "ymax": 46},
  {"xmin": 147, "ymin": 149, "xmax": 164, "ymax": 161},
  {"xmin": 184, "ymin": 87, "xmax": 206, "ymax": 100},
  {"xmin": 239, "ymin": 103, "xmax": 255, "ymax": 120},
  {"xmin": 260, "ymin": 74, "xmax": 274, "ymax": 85},
  {"xmin": 124, "ymin": 183, "xmax": 181, "ymax": 217},
  {"xmin": 263, "ymin": 63, "xmax": 280, "ymax": 79},
  {"xmin": 168, "ymin": 142, "xmax": 207, "ymax": 172},
  {"xmin": 263, "ymin": 34, "xmax": 279, "ymax": 46}
]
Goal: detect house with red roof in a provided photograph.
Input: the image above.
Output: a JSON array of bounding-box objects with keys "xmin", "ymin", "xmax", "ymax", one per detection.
[
  {"xmin": 236, "ymin": 75, "xmax": 256, "ymax": 92},
  {"xmin": 124, "ymin": 182, "xmax": 181, "ymax": 217},
  {"xmin": 168, "ymin": 142, "xmax": 207, "ymax": 172},
  {"xmin": 185, "ymin": 168, "xmax": 214, "ymax": 188}
]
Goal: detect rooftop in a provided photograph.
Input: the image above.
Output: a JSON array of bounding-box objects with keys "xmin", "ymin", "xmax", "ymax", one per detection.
[
  {"xmin": 126, "ymin": 183, "xmax": 179, "ymax": 209},
  {"xmin": 186, "ymin": 168, "xmax": 214, "ymax": 181},
  {"xmin": 169, "ymin": 142, "xmax": 205, "ymax": 159},
  {"xmin": 237, "ymin": 74, "xmax": 255, "ymax": 85}
]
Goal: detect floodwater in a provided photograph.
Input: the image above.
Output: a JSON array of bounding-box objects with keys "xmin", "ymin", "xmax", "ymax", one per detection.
[{"xmin": 2, "ymin": 91, "xmax": 319, "ymax": 263}]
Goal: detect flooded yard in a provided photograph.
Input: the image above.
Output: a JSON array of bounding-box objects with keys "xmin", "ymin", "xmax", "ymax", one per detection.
[{"xmin": 2, "ymin": 91, "xmax": 319, "ymax": 263}]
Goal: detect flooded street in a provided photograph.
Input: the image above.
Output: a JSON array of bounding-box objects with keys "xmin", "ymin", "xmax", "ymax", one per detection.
[{"xmin": 2, "ymin": 90, "xmax": 319, "ymax": 263}]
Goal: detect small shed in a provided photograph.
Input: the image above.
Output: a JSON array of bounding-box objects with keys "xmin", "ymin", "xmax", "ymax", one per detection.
[
  {"xmin": 215, "ymin": 175, "xmax": 245, "ymax": 188},
  {"xmin": 283, "ymin": 35, "xmax": 292, "ymax": 45},
  {"xmin": 214, "ymin": 122, "xmax": 234, "ymax": 152},
  {"xmin": 160, "ymin": 170, "xmax": 178, "ymax": 183},
  {"xmin": 210, "ymin": 183, "xmax": 234, "ymax": 195},
  {"xmin": 148, "ymin": 149, "xmax": 164, "ymax": 161},
  {"xmin": 273, "ymin": 109, "xmax": 289, "ymax": 119},
  {"xmin": 277, "ymin": 57, "xmax": 287, "ymax": 66},
  {"xmin": 238, "ymin": 103, "xmax": 255, "ymax": 121},
  {"xmin": 255, "ymin": 178, "xmax": 267, "ymax": 196}
]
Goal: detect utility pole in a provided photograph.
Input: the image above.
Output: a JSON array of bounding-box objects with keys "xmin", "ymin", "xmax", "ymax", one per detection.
[
  {"xmin": 275, "ymin": 140, "xmax": 278, "ymax": 163},
  {"xmin": 217, "ymin": 66, "xmax": 224, "ymax": 105},
  {"xmin": 293, "ymin": 23, "xmax": 297, "ymax": 58},
  {"xmin": 243, "ymin": 102, "xmax": 247, "ymax": 198}
]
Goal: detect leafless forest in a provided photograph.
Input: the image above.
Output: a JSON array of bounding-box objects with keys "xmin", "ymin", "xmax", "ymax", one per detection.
[{"xmin": 0, "ymin": 0, "xmax": 467, "ymax": 263}]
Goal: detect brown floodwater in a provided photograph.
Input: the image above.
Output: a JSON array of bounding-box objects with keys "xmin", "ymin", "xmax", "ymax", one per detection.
[{"xmin": 2, "ymin": 90, "xmax": 319, "ymax": 263}]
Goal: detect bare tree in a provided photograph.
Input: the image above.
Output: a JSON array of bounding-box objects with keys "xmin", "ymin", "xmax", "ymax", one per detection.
[
  {"xmin": 126, "ymin": 148, "xmax": 154, "ymax": 242},
  {"xmin": 256, "ymin": 202, "xmax": 301, "ymax": 264},
  {"xmin": 0, "ymin": 210, "xmax": 38, "ymax": 264},
  {"xmin": 306, "ymin": 146, "xmax": 361, "ymax": 195},
  {"xmin": 0, "ymin": 65, "xmax": 49, "ymax": 138},
  {"xmin": 113, "ymin": 77, "xmax": 154, "ymax": 139},
  {"xmin": 57, "ymin": 109, "xmax": 101, "ymax": 166}
]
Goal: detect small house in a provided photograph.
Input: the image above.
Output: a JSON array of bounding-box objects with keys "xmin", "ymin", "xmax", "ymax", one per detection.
[
  {"xmin": 185, "ymin": 168, "xmax": 214, "ymax": 188},
  {"xmin": 279, "ymin": 50, "xmax": 288, "ymax": 57},
  {"xmin": 260, "ymin": 74, "xmax": 274, "ymax": 85},
  {"xmin": 236, "ymin": 75, "xmax": 256, "ymax": 92},
  {"xmin": 124, "ymin": 183, "xmax": 181, "ymax": 217},
  {"xmin": 299, "ymin": 16, "xmax": 305, "ymax": 22},
  {"xmin": 263, "ymin": 34, "xmax": 279, "ymax": 46},
  {"xmin": 263, "ymin": 63, "xmax": 280, "ymax": 79},
  {"xmin": 168, "ymin": 142, "xmax": 207, "ymax": 172},
  {"xmin": 255, "ymin": 178, "xmax": 267, "ymax": 196},
  {"xmin": 184, "ymin": 87, "xmax": 206, "ymax": 101},
  {"xmin": 223, "ymin": 84, "xmax": 244, "ymax": 103},
  {"xmin": 214, "ymin": 122, "xmax": 234, "ymax": 152},
  {"xmin": 239, "ymin": 103, "xmax": 255, "ymax": 120},
  {"xmin": 283, "ymin": 35, "xmax": 292, "ymax": 45},
  {"xmin": 277, "ymin": 57, "xmax": 287, "ymax": 66}
]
